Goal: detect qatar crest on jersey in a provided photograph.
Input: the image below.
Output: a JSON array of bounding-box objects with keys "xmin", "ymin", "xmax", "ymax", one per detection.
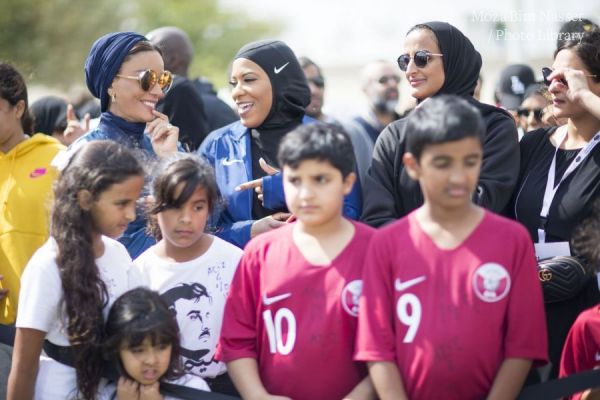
[
  {"xmin": 472, "ymin": 263, "xmax": 511, "ymax": 303},
  {"xmin": 341, "ymin": 280, "xmax": 362, "ymax": 317}
]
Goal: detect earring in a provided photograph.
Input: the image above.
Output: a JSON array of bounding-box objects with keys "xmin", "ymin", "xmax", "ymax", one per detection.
[{"xmin": 109, "ymin": 91, "xmax": 116, "ymax": 102}]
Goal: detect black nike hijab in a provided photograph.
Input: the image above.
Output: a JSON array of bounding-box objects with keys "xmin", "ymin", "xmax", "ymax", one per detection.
[
  {"xmin": 234, "ymin": 40, "xmax": 310, "ymax": 131},
  {"xmin": 234, "ymin": 40, "xmax": 310, "ymax": 218}
]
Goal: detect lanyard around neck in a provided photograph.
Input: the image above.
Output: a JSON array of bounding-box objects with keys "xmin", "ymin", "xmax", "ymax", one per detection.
[{"xmin": 538, "ymin": 126, "xmax": 600, "ymax": 243}]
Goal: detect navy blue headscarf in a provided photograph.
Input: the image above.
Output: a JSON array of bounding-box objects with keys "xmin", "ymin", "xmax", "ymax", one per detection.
[{"xmin": 84, "ymin": 32, "xmax": 146, "ymax": 112}]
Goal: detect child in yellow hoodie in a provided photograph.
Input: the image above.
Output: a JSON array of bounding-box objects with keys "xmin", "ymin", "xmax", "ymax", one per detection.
[{"xmin": 0, "ymin": 62, "xmax": 64, "ymax": 325}]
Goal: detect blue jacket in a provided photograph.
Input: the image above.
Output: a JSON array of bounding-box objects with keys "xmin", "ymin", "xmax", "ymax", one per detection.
[
  {"xmin": 67, "ymin": 113, "xmax": 157, "ymax": 258},
  {"xmin": 198, "ymin": 118, "xmax": 362, "ymax": 248}
]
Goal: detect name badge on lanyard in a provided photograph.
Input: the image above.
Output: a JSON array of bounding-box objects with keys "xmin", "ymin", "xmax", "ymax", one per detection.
[{"xmin": 535, "ymin": 126, "xmax": 600, "ymax": 257}]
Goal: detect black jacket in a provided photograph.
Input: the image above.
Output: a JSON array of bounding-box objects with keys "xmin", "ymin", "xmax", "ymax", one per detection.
[
  {"xmin": 157, "ymin": 75, "xmax": 209, "ymax": 151},
  {"xmin": 361, "ymin": 97, "xmax": 520, "ymax": 227}
]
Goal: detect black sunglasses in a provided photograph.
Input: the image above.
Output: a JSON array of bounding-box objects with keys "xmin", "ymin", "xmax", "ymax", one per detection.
[
  {"xmin": 116, "ymin": 69, "xmax": 173, "ymax": 93},
  {"xmin": 378, "ymin": 75, "xmax": 400, "ymax": 85},
  {"xmin": 308, "ymin": 76, "xmax": 325, "ymax": 88},
  {"xmin": 397, "ymin": 50, "xmax": 443, "ymax": 72},
  {"xmin": 517, "ymin": 108, "xmax": 544, "ymax": 120},
  {"xmin": 542, "ymin": 67, "xmax": 597, "ymax": 88},
  {"xmin": 541, "ymin": 67, "xmax": 567, "ymax": 87}
]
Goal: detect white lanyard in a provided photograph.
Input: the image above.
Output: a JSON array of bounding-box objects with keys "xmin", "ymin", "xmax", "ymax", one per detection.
[{"xmin": 538, "ymin": 126, "xmax": 600, "ymax": 243}]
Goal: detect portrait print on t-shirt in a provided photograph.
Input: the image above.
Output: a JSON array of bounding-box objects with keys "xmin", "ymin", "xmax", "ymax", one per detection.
[{"xmin": 162, "ymin": 282, "xmax": 216, "ymax": 374}]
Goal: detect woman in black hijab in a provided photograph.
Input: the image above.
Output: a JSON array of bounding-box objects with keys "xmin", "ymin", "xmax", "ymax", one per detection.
[
  {"xmin": 361, "ymin": 21, "xmax": 519, "ymax": 227},
  {"xmin": 199, "ymin": 40, "xmax": 361, "ymax": 248}
]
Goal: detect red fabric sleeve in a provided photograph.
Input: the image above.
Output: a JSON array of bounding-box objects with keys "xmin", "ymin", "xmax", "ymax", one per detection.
[
  {"xmin": 216, "ymin": 240, "xmax": 261, "ymax": 362},
  {"xmin": 355, "ymin": 231, "xmax": 397, "ymax": 362}
]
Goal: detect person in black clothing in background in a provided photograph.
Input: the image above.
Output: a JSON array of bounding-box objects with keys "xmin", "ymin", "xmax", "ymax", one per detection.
[
  {"xmin": 361, "ymin": 21, "xmax": 519, "ymax": 227},
  {"xmin": 147, "ymin": 26, "xmax": 210, "ymax": 151},
  {"xmin": 510, "ymin": 30, "xmax": 600, "ymax": 379}
]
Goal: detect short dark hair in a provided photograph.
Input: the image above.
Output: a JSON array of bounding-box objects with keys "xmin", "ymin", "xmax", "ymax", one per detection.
[
  {"xmin": 556, "ymin": 18, "xmax": 599, "ymax": 50},
  {"xmin": 103, "ymin": 287, "xmax": 183, "ymax": 382},
  {"xmin": 277, "ymin": 123, "xmax": 355, "ymax": 178},
  {"xmin": 147, "ymin": 153, "xmax": 219, "ymax": 240},
  {"xmin": 405, "ymin": 95, "xmax": 485, "ymax": 160},
  {"xmin": 556, "ymin": 30, "xmax": 600, "ymax": 84},
  {"xmin": 0, "ymin": 62, "xmax": 34, "ymax": 135}
]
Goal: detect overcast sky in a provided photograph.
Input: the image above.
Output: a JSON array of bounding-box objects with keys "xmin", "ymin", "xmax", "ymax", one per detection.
[
  {"xmin": 219, "ymin": 0, "xmax": 599, "ymax": 115},
  {"xmin": 221, "ymin": 0, "xmax": 599, "ymax": 66}
]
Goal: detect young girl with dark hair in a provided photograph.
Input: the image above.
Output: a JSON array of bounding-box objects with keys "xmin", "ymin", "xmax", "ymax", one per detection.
[
  {"xmin": 99, "ymin": 287, "xmax": 209, "ymax": 399},
  {"xmin": 8, "ymin": 140, "xmax": 145, "ymax": 399},
  {"xmin": 133, "ymin": 153, "xmax": 242, "ymax": 395}
]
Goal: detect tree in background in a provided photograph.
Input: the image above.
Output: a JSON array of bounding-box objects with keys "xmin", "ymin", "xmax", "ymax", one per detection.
[{"xmin": 0, "ymin": 0, "xmax": 278, "ymax": 92}]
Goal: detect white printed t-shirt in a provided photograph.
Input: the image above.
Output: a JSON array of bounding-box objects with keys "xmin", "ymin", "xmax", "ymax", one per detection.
[
  {"xmin": 16, "ymin": 236, "xmax": 134, "ymax": 400},
  {"xmin": 133, "ymin": 235, "xmax": 242, "ymax": 379}
]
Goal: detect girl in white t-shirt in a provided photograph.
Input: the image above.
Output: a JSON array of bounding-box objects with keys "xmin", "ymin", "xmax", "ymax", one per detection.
[
  {"xmin": 134, "ymin": 154, "xmax": 243, "ymax": 395},
  {"xmin": 99, "ymin": 287, "xmax": 209, "ymax": 399},
  {"xmin": 8, "ymin": 141, "xmax": 145, "ymax": 400}
]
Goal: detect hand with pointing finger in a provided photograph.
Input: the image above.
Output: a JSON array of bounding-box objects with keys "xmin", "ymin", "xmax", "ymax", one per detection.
[
  {"xmin": 236, "ymin": 158, "xmax": 279, "ymax": 205},
  {"xmin": 63, "ymin": 104, "xmax": 90, "ymax": 145}
]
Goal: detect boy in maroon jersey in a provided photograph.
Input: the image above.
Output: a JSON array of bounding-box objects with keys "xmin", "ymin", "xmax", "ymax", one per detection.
[
  {"xmin": 217, "ymin": 124, "xmax": 376, "ymax": 400},
  {"xmin": 355, "ymin": 95, "xmax": 547, "ymax": 400}
]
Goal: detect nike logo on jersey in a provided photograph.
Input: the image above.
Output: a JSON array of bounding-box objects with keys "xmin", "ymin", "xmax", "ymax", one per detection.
[
  {"xmin": 395, "ymin": 276, "xmax": 426, "ymax": 291},
  {"xmin": 274, "ymin": 62, "xmax": 290, "ymax": 74},
  {"xmin": 263, "ymin": 292, "xmax": 291, "ymax": 306},
  {"xmin": 222, "ymin": 158, "xmax": 243, "ymax": 166}
]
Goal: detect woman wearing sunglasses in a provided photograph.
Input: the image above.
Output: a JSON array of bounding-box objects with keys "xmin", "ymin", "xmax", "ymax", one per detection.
[
  {"xmin": 361, "ymin": 21, "xmax": 519, "ymax": 227},
  {"xmin": 57, "ymin": 31, "xmax": 180, "ymax": 258},
  {"xmin": 76, "ymin": 31, "xmax": 178, "ymax": 158},
  {"xmin": 198, "ymin": 40, "xmax": 361, "ymax": 248},
  {"xmin": 511, "ymin": 30, "xmax": 600, "ymax": 380},
  {"xmin": 516, "ymin": 84, "xmax": 553, "ymax": 135}
]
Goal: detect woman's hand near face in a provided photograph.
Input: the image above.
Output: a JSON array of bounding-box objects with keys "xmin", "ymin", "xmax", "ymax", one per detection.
[
  {"xmin": 146, "ymin": 110, "xmax": 179, "ymax": 157},
  {"xmin": 548, "ymin": 68, "xmax": 600, "ymax": 120}
]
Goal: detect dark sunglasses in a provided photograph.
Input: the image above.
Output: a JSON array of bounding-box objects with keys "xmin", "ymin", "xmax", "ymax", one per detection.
[
  {"xmin": 308, "ymin": 76, "xmax": 325, "ymax": 88},
  {"xmin": 378, "ymin": 75, "xmax": 400, "ymax": 85},
  {"xmin": 541, "ymin": 67, "xmax": 566, "ymax": 87},
  {"xmin": 116, "ymin": 69, "xmax": 173, "ymax": 93},
  {"xmin": 517, "ymin": 108, "xmax": 544, "ymax": 120},
  {"xmin": 542, "ymin": 67, "xmax": 597, "ymax": 87},
  {"xmin": 397, "ymin": 50, "xmax": 443, "ymax": 72}
]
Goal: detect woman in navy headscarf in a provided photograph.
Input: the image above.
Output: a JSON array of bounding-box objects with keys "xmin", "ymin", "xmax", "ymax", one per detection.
[
  {"xmin": 361, "ymin": 21, "xmax": 520, "ymax": 227},
  {"xmin": 198, "ymin": 40, "xmax": 361, "ymax": 248},
  {"xmin": 61, "ymin": 31, "xmax": 180, "ymax": 257}
]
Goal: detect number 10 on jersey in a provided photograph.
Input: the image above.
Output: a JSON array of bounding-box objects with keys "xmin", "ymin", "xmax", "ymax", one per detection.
[{"xmin": 263, "ymin": 308, "xmax": 297, "ymax": 355}]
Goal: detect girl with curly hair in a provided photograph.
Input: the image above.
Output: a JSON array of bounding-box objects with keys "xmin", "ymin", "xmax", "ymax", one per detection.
[{"xmin": 8, "ymin": 140, "xmax": 145, "ymax": 399}]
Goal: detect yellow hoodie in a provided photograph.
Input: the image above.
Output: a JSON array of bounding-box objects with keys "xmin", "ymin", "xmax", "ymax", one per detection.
[{"xmin": 0, "ymin": 134, "xmax": 64, "ymax": 324}]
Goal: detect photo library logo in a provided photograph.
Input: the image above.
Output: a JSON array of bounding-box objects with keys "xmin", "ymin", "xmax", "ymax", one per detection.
[
  {"xmin": 470, "ymin": 10, "xmax": 589, "ymax": 43},
  {"xmin": 488, "ymin": 28, "xmax": 587, "ymax": 43},
  {"xmin": 471, "ymin": 10, "xmax": 586, "ymax": 24}
]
